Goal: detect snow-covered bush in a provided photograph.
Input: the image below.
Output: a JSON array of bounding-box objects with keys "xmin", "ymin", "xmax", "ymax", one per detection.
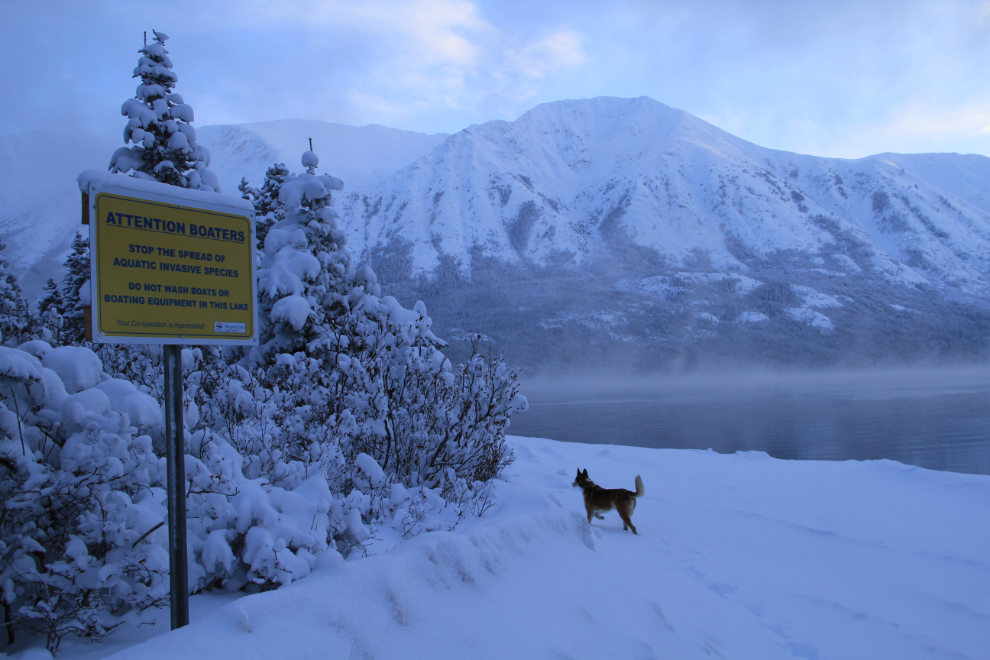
[
  {"xmin": 0, "ymin": 341, "xmax": 339, "ymax": 650},
  {"xmin": 108, "ymin": 31, "xmax": 220, "ymax": 192},
  {"xmin": 347, "ymin": 312, "xmax": 524, "ymax": 496},
  {"xmin": 0, "ymin": 342, "xmax": 168, "ymax": 653},
  {"xmin": 254, "ymin": 150, "xmax": 525, "ymax": 487}
]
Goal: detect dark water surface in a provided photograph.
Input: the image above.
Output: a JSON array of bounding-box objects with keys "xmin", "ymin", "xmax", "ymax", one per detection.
[{"xmin": 510, "ymin": 366, "xmax": 990, "ymax": 476}]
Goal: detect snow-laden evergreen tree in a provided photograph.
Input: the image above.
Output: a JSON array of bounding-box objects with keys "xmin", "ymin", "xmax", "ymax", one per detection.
[
  {"xmin": 108, "ymin": 31, "xmax": 220, "ymax": 191},
  {"xmin": 60, "ymin": 233, "xmax": 90, "ymax": 345},
  {"xmin": 255, "ymin": 149, "xmax": 353, "ymax": 360},
  {"xmin": 240, "ymin": 162, "xmax": 290, "ymax": 252},
  {"xmin": 36, "ymin": 278, "xmax": 64, "ymax": 346},
  {"xmin": 237, "ymin": 177, "xmax": 253, "ymax": 198},
  {"xmin": 0, "ymin": 238, "xmax": 33, "ymax": 347}
]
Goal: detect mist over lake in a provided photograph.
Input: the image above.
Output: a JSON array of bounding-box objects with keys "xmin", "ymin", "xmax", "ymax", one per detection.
[{"xmin": 512, "ymin": 365, "xmax": 990, "ymax": 476}]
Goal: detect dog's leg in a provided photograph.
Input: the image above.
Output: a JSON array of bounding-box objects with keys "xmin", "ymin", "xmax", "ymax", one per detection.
[
  {"xmin": 617, "ymin": 504, "xmax": 638, "ymax": 535},
  {"xmin": 594, "ymin": 513, "xmax": 605, "ymax": 520}
]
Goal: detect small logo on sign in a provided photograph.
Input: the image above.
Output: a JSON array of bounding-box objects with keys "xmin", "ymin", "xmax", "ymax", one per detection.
[{"xmin": 214, "ymin": 322, "xmax": 246, "ymax": 333}]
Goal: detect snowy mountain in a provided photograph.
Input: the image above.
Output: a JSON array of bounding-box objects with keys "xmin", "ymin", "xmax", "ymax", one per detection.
[
  {"xmin": 0, "ymin": 131, "xmax": 108, "ymax": 293},
  {"xmin": 338, "ymin": 97, "xmax": 990, "ymax": 295},
  {"xmin": 198, "ymin": 118, "xmax": 449, "ymax": 192},
  {"xmin": 328, "ymin": 97, "xmax": 990, "ymax": 369},
  {"xmin": 4, "ymin": 97, "xmax": 990, "ymax": 370}
]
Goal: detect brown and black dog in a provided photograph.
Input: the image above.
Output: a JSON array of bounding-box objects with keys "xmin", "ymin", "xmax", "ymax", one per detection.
[{"xmin": 572, "ymin": 469, "xmax": 645, "ymax": 534}]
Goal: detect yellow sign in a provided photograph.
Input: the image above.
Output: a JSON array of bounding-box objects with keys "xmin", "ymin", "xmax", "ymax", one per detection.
[{"xmin": 90, "ymin": 190, "xmax": 256, "ymax": 344}]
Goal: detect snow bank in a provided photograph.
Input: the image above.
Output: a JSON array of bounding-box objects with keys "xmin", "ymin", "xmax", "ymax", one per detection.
[
  {"xmin": 40, "ymin": 436, "xmax": 989, "ymax": 660},
  {"xmin": 41, "ymin": 345, "xmax": 104, "ymax": 394},
  {"xmin": 269, "ymin": 294, "xmax": 312, "ymax": 331},
  {"xmin": 0, "ymin": 345, "xmax": 43, "ymax": 384},
  {"xmin": 95, "ymin": 379, "xmax": 161, "ymax": 428}
]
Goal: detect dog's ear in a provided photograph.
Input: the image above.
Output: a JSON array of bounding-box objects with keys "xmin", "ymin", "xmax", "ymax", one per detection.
[{"xmin": 582, "ymin": 469, "xmax": 589, "ymax": 477}]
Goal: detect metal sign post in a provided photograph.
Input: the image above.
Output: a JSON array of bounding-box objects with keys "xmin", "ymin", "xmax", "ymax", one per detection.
[
  {"xmin": 162, "ymin": 344, "xmax": 188, "ymax": 629},
  {"xmin": 82, "ymin": 172, "xmax": 256, "ymax": 630}
]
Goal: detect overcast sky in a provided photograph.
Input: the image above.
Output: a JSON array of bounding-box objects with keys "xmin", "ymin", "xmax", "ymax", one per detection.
[{"xmin": 2, "ymin": 0, "xmax": 988, "ymax": 158}]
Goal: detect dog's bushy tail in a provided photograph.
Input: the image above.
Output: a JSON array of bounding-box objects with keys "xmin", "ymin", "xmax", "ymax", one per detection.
[{"xmin": 633, "ymin": 475, "xmax": 644, "ymax": 498}]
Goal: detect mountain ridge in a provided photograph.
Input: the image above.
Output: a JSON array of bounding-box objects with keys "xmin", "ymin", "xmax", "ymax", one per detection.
[
  {"xmin": 200, "ymin": 118, "xmax": 449, "ymax": 191},
  {"xmin": 336, "ymin": 97, "xmax": 990, "ymax": 298}
]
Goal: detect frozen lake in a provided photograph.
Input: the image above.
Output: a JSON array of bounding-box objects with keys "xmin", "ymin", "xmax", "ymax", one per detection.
[{"xmin": 512, "ymin": 366, "xmax": 990, "ymax": 476}]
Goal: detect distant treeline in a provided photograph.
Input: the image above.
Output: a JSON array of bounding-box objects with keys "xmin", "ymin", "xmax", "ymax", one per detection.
[{"xmin": 368, "ymin": 238, "xmax": 990, "ymax": 374}]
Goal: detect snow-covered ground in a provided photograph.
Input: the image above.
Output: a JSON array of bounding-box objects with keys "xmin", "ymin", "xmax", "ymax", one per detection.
[{"xmin": 16, "ymin": 435, "xmax": 988, "ymax": 660}]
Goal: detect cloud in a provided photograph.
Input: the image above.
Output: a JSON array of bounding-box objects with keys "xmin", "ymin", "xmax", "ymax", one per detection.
[
  {"xmin": 885, "ymin": 104, "xmax": 990, "ymax": 146},
  {"xmin": 343, "ymin": 90, "xmax": 430, "ymax": 127},
  {"xmin": 0, "ymin": 0, "xmax": 592, "ymax": 141},
  {"xmin": 592, "ymin": 0, "xmax": 990, "ymax": 157},
  {"xmin": 305, "ymin": 0, "xmax": 491, "ymax": 72},
  {"xmin": 510, "ymin": 30, "xmax": 587, "ymax": 80},
  {"xmin": 195, "ymin": 0, "xmax": 589, "ymax": 128},
  {"xmin": 0, "ymin": 0, "xmax": 987, "ymax": 158}
]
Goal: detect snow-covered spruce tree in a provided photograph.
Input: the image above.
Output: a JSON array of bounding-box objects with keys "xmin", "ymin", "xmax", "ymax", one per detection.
[
  {"xmin": 59, "ymin": 233, "xmax": 90, "ymax": 346},
  {"xmin": 242, "ymin": 149, "xmax": 375, "ymax": 542},
  {"xmin": 0, "ymin": 238, "xmax": 34, "ymax": 347},
  {"xmin": 108, "ymin": 30, "xmax": 220, "ymax": 191},
  {"xmin": 240, "ymin": 162, "xmax": 290, "ymax": 252},
  {"xmin": 0, "ymin": 342, "xmax": 168, "ymax": 654},
  {"xmin": 254, "ymin": 150, "xmax": 353, "ymax": 360},
  {"xmin": 36, "ymin": 279, "xmax": 65, "ymax": 346},
  {"xmin": 194, "ymin": 154, "xmax": 345, "ymax": 554}
]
